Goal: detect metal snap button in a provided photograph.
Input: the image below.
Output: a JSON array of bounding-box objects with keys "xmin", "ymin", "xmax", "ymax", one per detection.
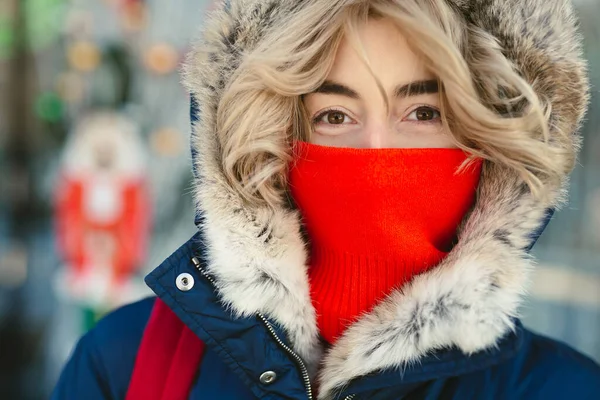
[
  {"xmin": 259, "ymin": 371, "xmax": 277, "ymax": 385},
  {"xmin": 176, "ymin": 273, "xmax": 194, "ymax": 291}
]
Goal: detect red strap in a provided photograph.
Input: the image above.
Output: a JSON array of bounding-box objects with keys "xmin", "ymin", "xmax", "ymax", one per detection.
[{"xmin": 126, "ymin": 298, "xmax": 206, "ymax": 400}]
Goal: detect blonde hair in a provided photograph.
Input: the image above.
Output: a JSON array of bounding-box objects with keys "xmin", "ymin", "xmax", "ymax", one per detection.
[{"xmin": 217, "ymin": 0, "xmax": 570, "ymax": 208}]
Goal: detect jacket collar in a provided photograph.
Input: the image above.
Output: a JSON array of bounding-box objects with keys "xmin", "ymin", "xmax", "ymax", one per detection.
[
  {"xmin": 145, "ymin": 233, "xmax": 315, "ymax": 399},
  {"xmin": 145, "ymin": 232, "xmax": 527, "ymax": 400}
]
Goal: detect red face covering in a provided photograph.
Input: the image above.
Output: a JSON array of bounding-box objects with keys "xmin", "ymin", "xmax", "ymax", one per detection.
[{"xmin": 289, "ymin": 141, "xmax": 482, "ymax": 344}]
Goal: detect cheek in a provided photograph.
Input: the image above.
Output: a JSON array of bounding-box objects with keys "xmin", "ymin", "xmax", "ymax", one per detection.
[
  {"xmin": 309, "ymin": 131, "xmax": 363, "ymax": 148},
  {"xmin": 412, "ymin": 132, "xmax": 457, "ymax": 149},
  {"xmin": 433, "ymin": 127, "xmax": 458, "ymax": 148},
  {"xmin": 443, "ymin": 135, "xmax": 458, "ymax": 148},
  {"xmin": 392, "ymin": 125, "xmax": 457, "ymax": 149}
]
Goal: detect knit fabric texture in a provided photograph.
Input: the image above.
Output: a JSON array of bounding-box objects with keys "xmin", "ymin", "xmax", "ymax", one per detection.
[{"xmin": 289, "ymin": 141, "xmax": 482, "ymax": 343}]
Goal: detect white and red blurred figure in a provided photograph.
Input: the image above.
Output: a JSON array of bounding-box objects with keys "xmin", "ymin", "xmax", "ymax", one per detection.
[{"xmin": 55, "ymin": 112, "xmax": 151, "ymax": 311}]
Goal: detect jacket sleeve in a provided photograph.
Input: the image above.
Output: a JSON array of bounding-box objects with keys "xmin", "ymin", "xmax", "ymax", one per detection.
[
  {"xmin": 51, "ymin": 329, "xmax": 116, "ymax": 400},
  {"xmin": 50, "ymin": 298, "xmax": 155, "ymax": 400}
]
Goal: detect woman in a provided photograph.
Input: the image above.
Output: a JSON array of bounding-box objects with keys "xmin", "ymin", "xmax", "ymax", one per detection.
[{"xmin": 53, "ymin": 0, "xmax": 600, "ymax": 399}]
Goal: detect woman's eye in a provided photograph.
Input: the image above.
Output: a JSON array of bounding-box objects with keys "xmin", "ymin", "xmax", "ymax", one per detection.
[
  {"xmin": 314, "ymin": 110, "xmax": 352, "ymax": 125},
  {"xmin": 405, "ymin": 106, "xmax": 441, "ymax": 122}
]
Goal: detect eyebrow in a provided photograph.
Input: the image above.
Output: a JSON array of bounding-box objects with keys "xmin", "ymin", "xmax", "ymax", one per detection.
[
  {"xmin": 394, "ymin": 79, "xmax": 439, "ymax": 97},
  {"xmin": 312, "ymin": 79, "xmax": 439, "ymax": 99},
  {"xmin": 313, "ymin": 81, "xmax": 360, "ymax": 98}
]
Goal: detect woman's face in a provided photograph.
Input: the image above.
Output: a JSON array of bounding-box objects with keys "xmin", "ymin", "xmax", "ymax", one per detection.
[{"xmin": 303, "ymin": 18, "xmax": 456, "ymax": 149}]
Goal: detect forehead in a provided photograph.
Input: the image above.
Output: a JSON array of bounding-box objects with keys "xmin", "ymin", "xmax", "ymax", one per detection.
[{"xmin": 328, "ymin": 18, "xmax": 434, "ymax": 89}]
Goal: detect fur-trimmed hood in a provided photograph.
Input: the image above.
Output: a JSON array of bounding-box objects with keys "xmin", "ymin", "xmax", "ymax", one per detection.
[{"xmin": 181, "ymin": 1, "xmax": 588, "ymax": 398}]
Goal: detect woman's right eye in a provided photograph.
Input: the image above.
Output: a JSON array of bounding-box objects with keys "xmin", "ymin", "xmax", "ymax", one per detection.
[{"xmin": 313, "ymin": 110, "xmax": 354, "ymax": 126}]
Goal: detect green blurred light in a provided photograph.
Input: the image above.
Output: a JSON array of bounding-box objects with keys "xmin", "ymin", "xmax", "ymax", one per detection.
[
  {"xmin": 26, "ymin": 0, "xmax": 67, "ymax": 51},
  {"xmin": 0, "ymin": 17, "xmax": 15, "ymax": 60},
  {"xmin": 0, "ymin": 0, "xmax": 66, "ymax": 58},
  {"xmin": 35, "ymin": 91, "xmax": 64, "ymax": 123}
]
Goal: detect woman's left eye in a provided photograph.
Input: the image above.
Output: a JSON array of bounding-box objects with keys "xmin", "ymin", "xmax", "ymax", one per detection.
[{"xmin": 404, "ymin": 106, "xmax": 441, "ymax": 122}]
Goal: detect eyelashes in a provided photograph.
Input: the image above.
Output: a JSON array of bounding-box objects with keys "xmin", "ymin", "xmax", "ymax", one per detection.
[
  {"xmin": 311, "ymin": 105, "xmax": 442, "ymax": 127},
  {"xmin": 404, "ymin": 105, "xmax": 441, "ymax": 123},
  {"xmin": 312, "ymin": 107, "xmax": 354, "ymax": 126}
]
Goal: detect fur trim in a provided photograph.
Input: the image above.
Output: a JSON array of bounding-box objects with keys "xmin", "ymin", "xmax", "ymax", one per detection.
[
  {"xmin": 182, "ymin": 0, "xmax": 324, "ymax": 373},
  {"xmin": 181, "ymin": 0, "xmax": 588, "ymax": 398}
]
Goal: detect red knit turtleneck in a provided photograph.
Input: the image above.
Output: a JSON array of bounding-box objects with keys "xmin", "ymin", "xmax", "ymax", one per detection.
[{"xmin": 289, "ymin": 141, "xmax": 482, "ymax": 344}]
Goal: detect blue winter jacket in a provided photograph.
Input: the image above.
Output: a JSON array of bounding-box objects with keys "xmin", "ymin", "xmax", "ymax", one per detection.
[
  {"xmin": 52, "ymin": 231, "xmax": 600, "ymax": 400},
  {"xmin": 52, "ymin": 0, "xmax": 600, "ymax": 398}
]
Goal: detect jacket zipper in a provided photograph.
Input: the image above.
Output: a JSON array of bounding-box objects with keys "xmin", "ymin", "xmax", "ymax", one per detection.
[
  {"xmin": 344, "ymin": 395, "xmax": 356, "ymax": 400},
  {"xmin": 257, "ymin": 313, "xmax": 314, "ymax": 400},
  {"xmin": 191, "ymin": 257, "xmax": 314, "ymax": 400}
]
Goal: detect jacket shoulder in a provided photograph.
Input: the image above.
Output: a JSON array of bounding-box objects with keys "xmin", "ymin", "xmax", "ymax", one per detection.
[
  {"xmin": 518, "ymin": 329, "xmax": 600, "ymax": 399},
  {"xmin": 51, "ymin": 297, "xmax": 155, "ymax": 400},
  {"xmin": 87, "ymin": 296, "xmax": 155, "ymax": 353}
]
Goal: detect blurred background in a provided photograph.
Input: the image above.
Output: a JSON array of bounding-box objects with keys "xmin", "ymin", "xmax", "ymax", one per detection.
[{"xmin": 0, "ymin": 0, "xmax": 598, "ymax": 398}]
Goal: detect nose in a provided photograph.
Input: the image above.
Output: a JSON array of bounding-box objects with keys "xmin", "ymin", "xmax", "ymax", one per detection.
[{"xmin": 359, "ymin": 123, "xmax": 393, "ymax": 149}]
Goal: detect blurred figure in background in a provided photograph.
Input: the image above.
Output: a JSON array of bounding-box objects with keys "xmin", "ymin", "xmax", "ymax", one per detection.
[
  {"xmin": 54, "ymin": 112, "xmax": 150, "ymax": 327},
  {"xmin": 1, "ymin": 0, "xmax": 206, "ymax": 398}
]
